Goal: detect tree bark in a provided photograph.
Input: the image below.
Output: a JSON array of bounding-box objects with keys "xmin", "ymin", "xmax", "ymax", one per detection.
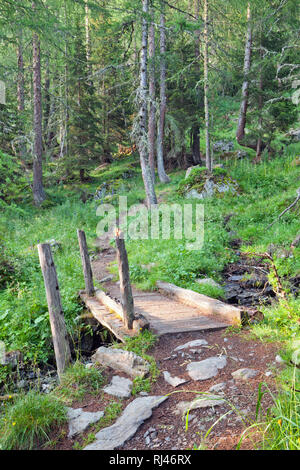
[
  {"xmin": 115, "ymin": 230, "xmax": 135, "ymax": 330},
  {"xmin": 236, "ymin": 3, "xmax": 252, "ymax": 146},
  {"xmin": 38, "ymin": 244, "xmax": 71, "ymax": 380},
  {"xmin": 85, "ymin": 0, "xmax": 92, "ymax": 86},
  {"xmin": 157, "ymin": 2, "xmax": 170, "ymax": 183},
  {"xmin": 203, "ymin": 0, "xmax": 212, "ymax": 172},
  {"xmin": 77, "ymin": 229, "xmax": 94, "ymax": 297},
  {"xmin": 17, "ymin": 30, "xmax": 25, "ymax": 113},
  {"xmin": 44, "ymin": 57, "xmax": 51, "ymax": 146},
  {"xmin": 17, "ymin": 29, "xmax": 27, "ymax": 161},
  {"xmin": 32, "ymin": 21, "xmax": 46, "ymax": 206},
  {"xmin": 148, "ymin": 5, "xmax": 156, "ymax": 183},
  {"xmin": 254, "ymin": 34, "xmax": 263, "ymax": 163},
  {"xmin": 138, "ymin": 0, "xmax": 157, "ymax": 206},
  {"xmin": 192, "ymin": 0, "xmax": 201, "ymax": 165}
]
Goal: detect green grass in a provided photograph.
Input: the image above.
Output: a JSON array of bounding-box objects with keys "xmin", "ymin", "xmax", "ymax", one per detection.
[
  {"xmin": 114, "ymin": 330, "xmax": 160, "ymax": 389},
  {"xmin": 54, "ymin": 361, "xmax": 105, "ymax": 404},
  {"xmin": 0, "ymin": 391, "xmax": 67, "ymax": 450}
]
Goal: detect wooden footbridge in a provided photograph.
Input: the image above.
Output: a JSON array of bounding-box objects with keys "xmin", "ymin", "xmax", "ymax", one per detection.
[
  {"xmin": 37, "ymin": 229, "xmax": 243, "ymax": 380},
  {"xmin": 77, "ymin": 231, "xmax": 242, "ymax": 342}
]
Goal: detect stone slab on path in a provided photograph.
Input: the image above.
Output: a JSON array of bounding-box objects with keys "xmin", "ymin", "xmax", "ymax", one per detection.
[
  {"xmin": 83, "ymin": 395, "xmax": 168, "ymax": 450},
  {"xmin": 163, "ymin": 371, "xmax": 188, "ymax": 388},
  {"xmin": 67, "ymin": 407, "xmax": 104, "ymax": 438},
  {"xmin": 103, "ymin": 376, "xmax": 133, "ymax": 398},
  {"xmin": 174, "ymin": 339, "xmax": 208, "ymax": 351},
  {"xmin": 175, "ymin": 394, "xmax": 226, "ymax": 416},
  {"xmin": 92, "ymin": 346, "xmax": 150, "ymax": 378},
  {"xmin": 232, "ymin": 368, "xmax": 259, "ymax": 381},
  {"xmin": 186, "ymin": 356, "xmax": 227, "ymax": 381}
]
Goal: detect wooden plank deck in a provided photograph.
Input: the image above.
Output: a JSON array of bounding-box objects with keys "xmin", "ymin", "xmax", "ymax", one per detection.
[{"xmin": 80, "ymin": 283, "xmax": 231, "ymax": 341}]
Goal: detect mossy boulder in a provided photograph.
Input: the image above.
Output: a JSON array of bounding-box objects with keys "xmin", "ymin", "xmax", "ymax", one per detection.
[{"xmin": 178, "ymin": 167, "xmax": 239, "ymax": 199}]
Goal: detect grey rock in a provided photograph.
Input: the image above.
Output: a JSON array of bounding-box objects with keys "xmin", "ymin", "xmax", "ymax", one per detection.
[
  {"xmin": 185, "ymin": 188, "xmax": 204, "ymax": 200},
  {"xmin": 67, "ymin": 407, "xmax": 104, "ymax": 438},
  {"xmin": 213, "ymin": 140, "xmax": 234, "ymax": 152},
  {"xmin": 195, "ymin": 278, "xmax": 222, "ymax": 289},
  {"xmin": 17, "ymin": 380, "xmax": 27, "ymax": 389},
  {"xmin": 186, "ymin": 356, "xmax": 227, "ymax": 381},
  {"xmin": 103, "ymin": 375, "xmax": 133, "ymax": 398},
  {"xmin": 99, "ymin": 275, "xmax": 114, "ymax": 283},
  {"xmin": 186, "ymin": 178, "xmax": 238, "ymax": 200},
  {"xmin": 174, "ymin": 339, "xmax": 208, "ymax": 351},
  {"xmin": 175, "ymin": 394, "xmax": 226, "ymax": 416},
  {"xmin": 163, "ymin": 371, "xmax": 188, "ymax": 387},
  {"xmin": 275, "ymin": 354, "xmax": 285, "ymax": 364},
  {"xmin": 209, "ymin": 382, "xmax": 226, "ymax": 393},
  {"xmin": 92, "ymin": 346, "xmax": 150, "ymax": 378},
  {"xmin": 83, "ymin": 395, "xmax": 167, "ymax": 450},
  {"xmin": 232, "ymin": 368, "xmax": 259, "ymax": 381}
]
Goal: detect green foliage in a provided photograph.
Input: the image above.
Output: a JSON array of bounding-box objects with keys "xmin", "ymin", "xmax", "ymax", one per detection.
[
  {"xmin": 54, "ymin": 361, "xmax": 105, "ymax": 404},
  {"xmin": 0, "ymin": 391, "xmax": 67, "ymax": 450},
  {"xmin": 93, "ymin": 400, "xmax": 123, "ymax": 433}
]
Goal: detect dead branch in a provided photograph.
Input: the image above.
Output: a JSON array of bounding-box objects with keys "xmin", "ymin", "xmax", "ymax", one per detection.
[{"xmin": 267, "ymin": 188, "xmax": 300, "ymax": 229}]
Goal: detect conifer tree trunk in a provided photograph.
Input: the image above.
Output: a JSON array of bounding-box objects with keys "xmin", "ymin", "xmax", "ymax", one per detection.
[
  {"xmin": 17, "ymin": 30, "xmax": 25, "ymax": 114},
  {"xmin": 85, "ymin": 0, "xmax": 92, "ymax": 85},
  {"xmin": 17, "ymin": 29, "xmax": 26, "ymax": 161},
  {"xmin": 157, "ymin": 1, "xmax": 170, "ymax": 183},
  {"xmin": 138, "ymin": 0, "xmax": 157, "ymax": 207},
  {"xmin": 236, "ymin": 3, "xmax": 252, "ymax": 146},
  {"xmin": 255, "ymin": 32, "xmax": 263, "ymax": 163},
  {"xmin": 203, "ymin": 0, "xmax": 212, "ymax": 171},
  {"xmin": 148, "ymin": 4, "xmax": 156, "ymax": 183},
  {"xmin": 44, "ymin": 57, "xmax": 51, "ymax": 146},
  {"xmin": 192, "ymin": 0, "xmax": 201, "ymax": 165},
  {"xmin": 32, "ymin": 15, "xmax": 46, "ymax": 206}
]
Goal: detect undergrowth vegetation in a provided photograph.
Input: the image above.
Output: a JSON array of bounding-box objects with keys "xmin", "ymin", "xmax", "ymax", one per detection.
[
  {"xmin": 0, "ymin": 139, "xmax": 299, "ymax": 450},
  {"xmin": 0, "ymin": 391, "xmax": 67, "ymax": 450}
]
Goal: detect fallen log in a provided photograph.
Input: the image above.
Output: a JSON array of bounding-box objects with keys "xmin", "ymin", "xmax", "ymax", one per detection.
[{"xmin": 156, "ymin": 281, "xmax": 242, "ymax": 324}]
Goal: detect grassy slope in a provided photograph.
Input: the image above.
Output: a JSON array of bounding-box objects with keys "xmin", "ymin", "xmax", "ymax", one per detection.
[{"xmin": 0, "ymin": 142, "xmax": 299, "ymax": 364}]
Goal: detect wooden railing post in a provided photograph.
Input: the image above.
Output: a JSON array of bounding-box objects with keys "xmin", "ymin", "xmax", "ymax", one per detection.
[
  {"xmin": 115, "ymin": 229, "xmax": 135, "ymax": 329},
  {"xmin": 77, "ymin": 229, "xmax": 94, "ymax": 296},
  {"xmin": 37, "ymin": 243, "xmax": 71, "ymax": 380}
]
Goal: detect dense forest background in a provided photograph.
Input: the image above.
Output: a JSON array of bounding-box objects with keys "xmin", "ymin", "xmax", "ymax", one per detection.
[
  {"xmin": 0, "ymin": 0, "xmax": 299, "ymax": 203},
  {"xmin": 0, "ymin": 0, "xmax": 299, "ymax": 451}
]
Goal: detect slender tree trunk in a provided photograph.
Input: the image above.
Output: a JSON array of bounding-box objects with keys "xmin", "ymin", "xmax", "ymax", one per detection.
[
  {"xmin": 203, "ymin": 0, "xmax": 211, "ymax": 171},
  {"xmin": 138, "ymin": 0, "xmax": 157, "ymax": 207},
  {"xmin": 148, "ymin": 5, "xmax": 156, "ymax": 183},
  {"xmin": 32, "ymin": 23, "xmax": 46, "ymax": 206},
  {"xmin": 64, "ymin": 0, "xmax": 69, "ymax": 159},
  {"xmin": 85, "ymin": 0, "xmax": 92, "ymax": 86},
  {"xmin": 157, "ymin": 2, "xmax": 170, "ymax": 183},
  {"xmin": 236, "ymin": 3, "xmax": 252, "ymax": 146},
  {"xmin": 192, "ymin": 126, "xmax": 201, "ymax": 163},
  {"xmin": 44, "ymin": 57, "xmax": 51, "ymax": 147},
  {"xmin": 192, "ymin": 0, "xmax": 201, "ymax": 165},
  {"xmin": 254, "ymin": 35, "xmax": 263, "ymax": 163},
  {"xmin": 17, "ymin": 29, "xmax": 27, "ymax": 161},
  {"xmin": 17, "ymin": 30, "xmax": 25, "ymax": 113}
]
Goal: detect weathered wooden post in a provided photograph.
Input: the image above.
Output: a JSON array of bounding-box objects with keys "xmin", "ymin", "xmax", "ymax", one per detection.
[
  {"xmin": 37, "ymin": 243, "xmax": 71, "ymax": 380},
  {"xmin": 77, "ymin": 229, "xmax": 94, "ymax": 296},
  {"xmin": 115, "ymin": 229, "xmax": 135, "ymax": 329}
]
